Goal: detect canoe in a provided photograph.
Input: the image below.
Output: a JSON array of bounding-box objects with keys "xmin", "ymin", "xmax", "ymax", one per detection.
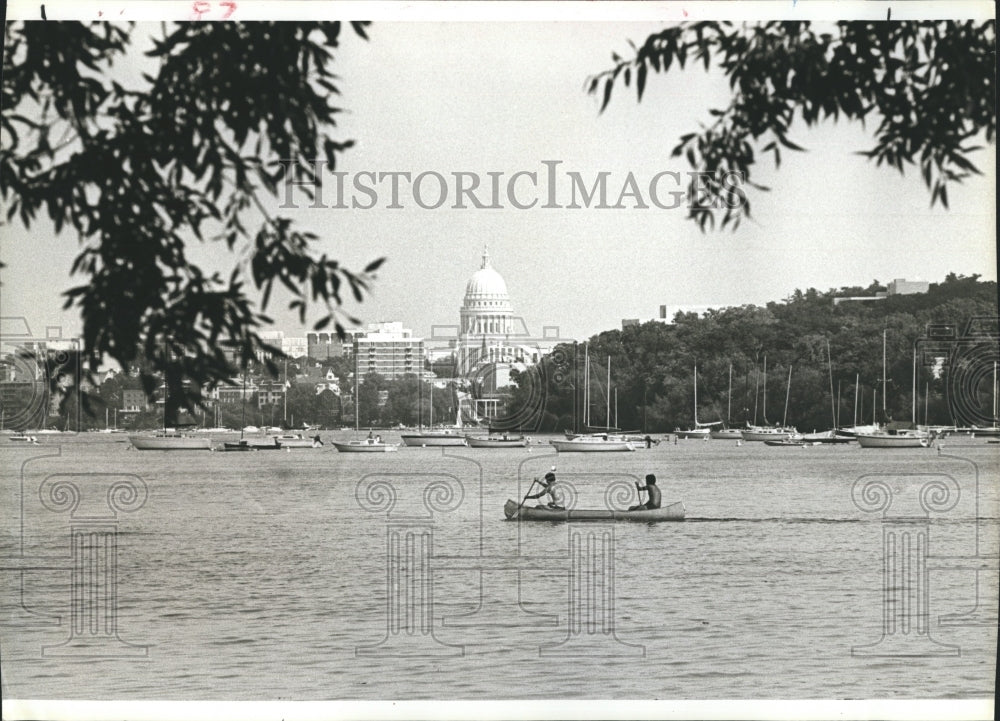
[
  {"xmin": 504, "ymin": 499, "xmax": 685, "ymax": 522},
  {"xmin": 332, "ymin": 439, "xmax": 399, "ymax": 453},
  {"xmin": 465, "ymin": 435, "xmax": 529, "ymax": 448}
]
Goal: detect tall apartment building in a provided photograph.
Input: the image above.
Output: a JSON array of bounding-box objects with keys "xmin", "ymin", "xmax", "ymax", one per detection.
[{"xmin": 354, "ymin": 322, "xmax": 425, "ymax": 380}]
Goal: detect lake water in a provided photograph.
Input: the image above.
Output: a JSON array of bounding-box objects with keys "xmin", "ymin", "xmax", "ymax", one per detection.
[{"xmin": 1, "ymin": 431, "xmax": 997, "ymax": 701}]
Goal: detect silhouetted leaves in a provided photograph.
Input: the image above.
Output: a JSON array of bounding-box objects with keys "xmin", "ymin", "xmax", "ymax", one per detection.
[
  {"xmin": 2, "ymin": 21, "xmax": 378, "ymax": 419},
  {"xmin": 587, "ymin": 20, "xmax": 995, "ymax": 230}
]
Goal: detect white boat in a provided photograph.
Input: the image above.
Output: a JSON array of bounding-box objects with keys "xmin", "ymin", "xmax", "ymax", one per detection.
[
  {"xmin": 709, "ymin": 427, "xmax": 743, "ymax": 440},
  {"xmin": 332, "ymin": 438, "xmax": 399, "ymax": 453},
  {"xmin": 400, "ymin": 430, "xmax": 467, "ymax": 447},
  {"xmin": 856, "ymin": 430, "xmax": 930, "ymax": 448},
  {"xmin": 674, "ymin": 428, "xmax": 711, "ymax": 439},
  {"xmin": 674, "ymin": 365, "xmax": 721, "ymax": 439},
  {"xmin": 465, "ymin": 435, "xmax": 529, "ymax": 448},
  {"xmin": 741, "ymin": 426, "xmax": 798, "ymax": 442},
  {"xmin": 549, "ymin": 436, "xmax": 635, "ymax": 452},
  {"xmin": 270, "ymin": 433, "xmax": 323, "ymax": 448},
  {"xmin": 129, "ymin": 433, "xmax": 212, "ymax": 451},
  {"xmin": 8, "ymin": 433, "xmax": 38, "ymax": 443}
]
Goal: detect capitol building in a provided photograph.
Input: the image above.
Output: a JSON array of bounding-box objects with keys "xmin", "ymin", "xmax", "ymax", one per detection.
[{"xmin": 455, "ymin": 247, "xmax": 555, "ymax": 392}]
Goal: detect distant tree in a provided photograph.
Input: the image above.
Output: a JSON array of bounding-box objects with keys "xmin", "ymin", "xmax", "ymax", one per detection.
[
  {"xmin": 1, "ymin": 21, "xmax": 381, "ymax": 421},
  {"xmin": 589, "ymin": 20, "xmax": 996, "ymax": 230}
]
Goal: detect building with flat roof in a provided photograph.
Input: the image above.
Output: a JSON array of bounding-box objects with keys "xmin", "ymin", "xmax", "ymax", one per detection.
[{"xmin": 354, "ymin": 322, "xmax": 424, "ymax": 380}]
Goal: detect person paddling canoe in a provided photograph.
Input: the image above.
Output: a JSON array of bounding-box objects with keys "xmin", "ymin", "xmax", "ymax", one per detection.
[
  {"xmin": 630, "ymin": 474, "xmax": 662, "ymax": 511},
  {"xmin": 526, "ymin": 471, "xmax": 561, "ymax": 509}
]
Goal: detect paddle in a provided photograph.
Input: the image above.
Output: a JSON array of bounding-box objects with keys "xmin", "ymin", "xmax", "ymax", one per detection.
[{"xmin": 510, "ymin": 479, "xmax": 539, "ymax": 519}]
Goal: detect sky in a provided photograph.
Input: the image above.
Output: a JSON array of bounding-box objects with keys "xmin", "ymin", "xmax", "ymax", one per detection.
[{"xmin": 1, "ymin": 4, "xmax": 996, "ymax": 350}]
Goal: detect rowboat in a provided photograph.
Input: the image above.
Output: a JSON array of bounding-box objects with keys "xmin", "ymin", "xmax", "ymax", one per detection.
[
  {"xmin": 465, "ymin": 435, "xmax": 529, "ymax": 448},
  {"xmin": 332, "ymin": 439, "xmax": 399, "ymax": 453},
  {"xmin": 549, "ymin": 436, "xmax": 635, "ymax": 452},
  {"xmin": 129, "ymin": 434, "xmax": 212, "ymax": 451},
  {"xmin": 504, "ymin": 499, "xmax": 685, "ymax": 522}
]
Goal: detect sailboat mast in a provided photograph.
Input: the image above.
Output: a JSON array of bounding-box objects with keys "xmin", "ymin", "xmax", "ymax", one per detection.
[
  {"xmin": 354, "ymin": 345, "xmax": 359, "ymax": 432},
  {"xmin": 693, "ymin": 365, "xmax": 699, "ymax": 426},
  {"xmin": 854, "ymin": 373, "xmax": 859, "ymax": 427},
  {"xmin": 827, "ymin": 339, "xmax": 836, "ymax": 429},
  {"xmin": 911, "ymin": 344, "xmax": 917, "ymax": 425},
  {"xmin": 606, "ymin": 356, "xmax": 611, "ymax": 430},
  {"xmin": 727, "ymin": 363, "xmax": 732, "ymax": 423},
  {"xmin": 882, "ymin": 328, "xmax": 887, "ymax": 413},
  {"xmin": 762, "ymin": 355, "xmax": 768, "ymax": 424},
  {"xmin": 753, "ymin": 363, "xmax": 760, "ymax": 425},
  {"xmin": 584, "ymin": 343, "xmax": 590, "ymax": 428},
  {"xmin": 782, "ymin": 365, "xmax": 792, "ymax": 428}
]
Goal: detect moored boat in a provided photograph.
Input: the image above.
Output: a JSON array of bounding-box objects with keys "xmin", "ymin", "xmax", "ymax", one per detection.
[
  {"xmin": 740, "ymin": 426, "xmax": 797, "ymax": 442},
  {"xmin": 270, "ymin": 433, "xmax": 324, "ymax": 448},
  {"xmin": 129, "ymin": 433, "xmax": 212, "ymax": 450},
  {"xmin": 856, "ymin": 431, "xmax": 930, "ymax": 448},
  {"xmin": 465, "ymin": 435, "xmax": 529, "ymax": 448},
  {"xmin": 400, "ymin": 430, "xmax": 467, "ymax": 447},
  {"xmin": 549, "ymin": 436, "xmax": 635, "ymax": 452},
  {"xmin": 332, "ymin": 438, "xmax": 399, "ymax": 453},
  {"xmin": 709, "ymin": 427, "xmax": 744, "ymax": 440},
  {"xmin": 504, "ymin": 499, "xmax": 685, "ymax": 522}
]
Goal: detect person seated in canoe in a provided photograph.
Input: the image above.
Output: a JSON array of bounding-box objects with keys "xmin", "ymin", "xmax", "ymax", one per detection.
[
  {"xmin": 630, "ymin": 474, "xmax": 661, "ymax": 511},
  {"xmin": 527, "ymin": 471, "xmax": 562, "ymax": 509}
]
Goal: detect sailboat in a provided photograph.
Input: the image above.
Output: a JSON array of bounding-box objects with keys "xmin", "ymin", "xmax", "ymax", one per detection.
[
  {"xmin": 855, "ymin": 330, "xmax": 931, "ymax": 448},
  {"xmin": 129, "ymin": 359, "xmax": 212, "ymax": 450},
  {"xmin": 710, "ymin": 363, "xmax": 744, "ymax": 439},
  {"xmin": 552, "ymin": 353, "xmax": 635, "ymax": 451},
  {"xmin": 400, "ymin": 377, "xmax": 467, "ymax": 447},
  {"xmin": 741, "ymin": 361, "xmax": 798, "ymax": 442},
  {"xmin": 674, "ymin": 366, "xmax": 719, "ymax": 439},
  {"xmin": 802, "ymin": 340, "xmax": 854, "ymax": 444},
  {"xmin": 335, "ymin": 350, "xmax": 399, "ymax": 452}
]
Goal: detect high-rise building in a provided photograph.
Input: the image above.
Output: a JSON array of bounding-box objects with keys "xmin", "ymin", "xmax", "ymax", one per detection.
[{"xmin": 354, "ymin": 322, "xmax": 424, "ymax": 380}]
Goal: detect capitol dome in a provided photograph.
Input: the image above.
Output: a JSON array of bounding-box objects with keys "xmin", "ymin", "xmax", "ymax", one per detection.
[{"xmin": 462, "ymin": 249, "xmax": 513, "ymax": 313}]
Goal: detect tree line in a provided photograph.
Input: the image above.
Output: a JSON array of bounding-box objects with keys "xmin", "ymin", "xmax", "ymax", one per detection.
[{"xmin": 508, "ymin": 274, "xmax": 998, "ymax": 433}]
